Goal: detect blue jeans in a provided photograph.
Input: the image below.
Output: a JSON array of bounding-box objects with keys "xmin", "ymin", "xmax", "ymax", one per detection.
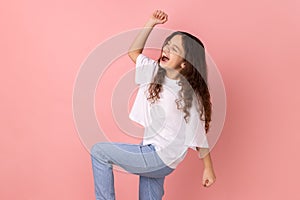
[{"xmin": 91, "ymin": 142, "xmax": 174, "ymax": 200}]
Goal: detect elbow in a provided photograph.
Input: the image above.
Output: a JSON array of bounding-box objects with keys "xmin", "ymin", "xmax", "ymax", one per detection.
[
  {"xmin": 127, "ymin": 51, "xmax": 134, "ymax": 59},
  {"xmin": 127, "ymin": 52, "xmax": 136, "ymax": 63},
  {"xmin": 128, "ymin": 51, "xmax": 140, "ymax": 63}
]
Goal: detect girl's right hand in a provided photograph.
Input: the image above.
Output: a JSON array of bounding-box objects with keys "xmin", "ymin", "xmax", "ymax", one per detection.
[{"xmin": 149, "ymin": 10, "xmax": 168, "ymax": 26}]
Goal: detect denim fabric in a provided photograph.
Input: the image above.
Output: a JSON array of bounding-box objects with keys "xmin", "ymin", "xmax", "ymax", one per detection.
[{"xmin": 91, "ymin": 142, "xmax": 174, "ymax": 200}]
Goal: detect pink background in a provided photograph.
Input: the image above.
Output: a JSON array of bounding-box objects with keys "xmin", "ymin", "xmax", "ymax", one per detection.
[{"xmin": 1, "ymin": 0, "xmax": 299, "ymax": 199}]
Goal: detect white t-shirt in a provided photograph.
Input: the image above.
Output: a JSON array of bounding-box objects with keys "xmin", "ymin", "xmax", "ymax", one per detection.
[{"xmin": 129, "ymin": 54, "xmax": 209, "ymax": 169}]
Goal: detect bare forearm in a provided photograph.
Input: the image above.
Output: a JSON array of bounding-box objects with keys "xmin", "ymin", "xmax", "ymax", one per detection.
[
  {"xmin": 198, "ymin": 147, "xmax": 214, "ymax": 169},
  {"xmin": 128, "ymin": 20, "xmax": 156, "ymax": 59},
  {"xmin": 128, "ymin": 10, "xmax": 168, "ymax": 63},
  {"xmin": 202, "ymin": 151, "xmax": 213, "ymax": 169}
]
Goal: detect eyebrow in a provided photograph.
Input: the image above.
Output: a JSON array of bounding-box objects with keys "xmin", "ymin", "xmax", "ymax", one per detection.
[
  {"xmin": 168, "ymin": 41, "xmax": 181, "ymax": 52},
  {"xmin": 173, "ymin": 45, "xmax": 181, "ymax": 51}
]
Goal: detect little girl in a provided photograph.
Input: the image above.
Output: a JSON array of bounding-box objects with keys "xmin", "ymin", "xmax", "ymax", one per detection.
[{"xmin": 91, "ymin": 10, "xmax": 216, "ymax": 200}]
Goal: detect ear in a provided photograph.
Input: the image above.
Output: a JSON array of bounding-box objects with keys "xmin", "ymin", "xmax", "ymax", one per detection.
[{"xmin": 180, "ymin": 61, "xmax": 186, "ymax": 69}]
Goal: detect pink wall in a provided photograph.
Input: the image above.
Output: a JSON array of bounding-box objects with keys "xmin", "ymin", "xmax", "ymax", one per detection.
[{"xmin": 1, "ymin": 0, "xmax": 299, "ymax": 199}]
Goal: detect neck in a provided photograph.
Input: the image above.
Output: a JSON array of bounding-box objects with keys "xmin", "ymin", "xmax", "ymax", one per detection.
[{"xmin": 165, "ymin": 69, "xmax": 180, "ymax": 80}]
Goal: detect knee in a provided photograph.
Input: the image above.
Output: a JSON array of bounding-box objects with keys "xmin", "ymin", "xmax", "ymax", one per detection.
[{"xmin": 90, "ymin": 142, "xmax": 107, "ymax": 157}]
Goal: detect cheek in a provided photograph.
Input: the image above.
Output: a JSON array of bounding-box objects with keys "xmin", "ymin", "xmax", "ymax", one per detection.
[
  {"xmin": 171, "ymin": 54, "xmax": 183, "ymax": 63},
  {"xmin": 170, "ymin": 54, "xmax": 179, "ymax": 60}
]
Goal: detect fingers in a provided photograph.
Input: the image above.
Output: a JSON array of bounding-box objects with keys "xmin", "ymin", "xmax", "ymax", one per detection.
[
  {"xmin": 203, "ymin": 178, "xmax": 215, "ymax": 187},
  {"xmin": 162, "ymin": 14, "xmax": 168, "ymax": 23},
  {"xmin": 202, "ymin": 179, "xmax": 209, "ymax": 187},
  {"xmin": 157, "ymin": 10, "xmax": 164, "ymax": 19},
  {"xmin": 154, "ymin": 10, "xmax": 163, "ymax": 18},
  {"xmin": 153, "ymin": 10, "xmax": 168, "ymax": 22}
]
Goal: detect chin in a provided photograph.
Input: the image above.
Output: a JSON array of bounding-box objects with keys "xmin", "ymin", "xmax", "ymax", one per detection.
[
  {"xmin": 159, "ymin": 62, "xmax": 170, "ymax": 69},
  {"xmin": 159, "ymin": 62, "xmax": 166, "ymax": 68}
]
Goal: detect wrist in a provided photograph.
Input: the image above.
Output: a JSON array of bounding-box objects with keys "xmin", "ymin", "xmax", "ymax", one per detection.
[{"xmin": 145, "ymin": 19, "xmax": 156, "ymax": 28}]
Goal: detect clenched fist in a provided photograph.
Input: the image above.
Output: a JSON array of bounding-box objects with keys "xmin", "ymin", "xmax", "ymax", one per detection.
[{"xmin": 149, "ymin": 10, "xmax": 168, "ymax": 25}]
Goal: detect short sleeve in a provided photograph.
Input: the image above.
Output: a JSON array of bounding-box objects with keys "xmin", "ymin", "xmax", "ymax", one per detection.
[
  {"xmin": 184, "ymin": 112, "xmax": 209, "ymax": 150},
  {"xmin": 135, "ymin": 54, "xmax": 158, "ymax": 85}
]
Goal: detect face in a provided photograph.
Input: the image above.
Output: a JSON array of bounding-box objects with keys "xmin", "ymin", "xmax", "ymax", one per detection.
[{"xmin": 159, "ymin": 34, "xmax": 185, "ymax": 71}]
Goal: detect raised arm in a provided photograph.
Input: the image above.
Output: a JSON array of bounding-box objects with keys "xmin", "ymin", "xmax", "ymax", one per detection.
[{"xmin": 128, "ymin": 10, "xmax": 168, "ymax": 63}]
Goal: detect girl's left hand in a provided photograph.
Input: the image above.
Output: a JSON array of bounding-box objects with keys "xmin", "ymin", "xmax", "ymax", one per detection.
[
  {"xmin": 202, "ymin": 167, "xmax": 216, "ymax": 187},
  {"xmin": 149, "ymin": 10, "xmax": 168, "ymax": 25}
]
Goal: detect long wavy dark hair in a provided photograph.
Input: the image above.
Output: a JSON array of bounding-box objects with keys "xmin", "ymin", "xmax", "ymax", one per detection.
[{"xmin": 146, "ymin": 31, "xmax": 212, "ymax": 133}]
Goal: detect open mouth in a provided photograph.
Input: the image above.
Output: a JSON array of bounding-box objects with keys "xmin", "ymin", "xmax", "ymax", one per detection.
[{"xmin": 161, "ymin": 55, "xmax": 169, "ymax": 62}]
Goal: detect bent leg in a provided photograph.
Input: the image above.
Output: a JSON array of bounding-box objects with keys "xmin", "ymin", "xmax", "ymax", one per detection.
[
  {"xmin": 91, "ymin": 142, "xmax": 174, "ymax": 200},
  {"xmin": 139, "ymin": 176, "xmax": 165, "ymax": 200},
  {"xmin": 91, "ymin": 150, "xmax": 115, "ymax": 200}
]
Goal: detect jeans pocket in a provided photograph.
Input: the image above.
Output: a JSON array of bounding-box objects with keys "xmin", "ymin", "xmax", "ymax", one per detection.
[{"xmin": 139, "ymin": 145, "xmax": 149, "ymax": 167}]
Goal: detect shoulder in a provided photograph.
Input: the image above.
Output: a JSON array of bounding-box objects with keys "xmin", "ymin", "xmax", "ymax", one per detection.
[
  {"xmin": 134, "ymin": 54, "xmax": 159, "ymax": 85},
  {"xmin": 136, "ymin": 54, "xmax": 158, "ymax": 67}
]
